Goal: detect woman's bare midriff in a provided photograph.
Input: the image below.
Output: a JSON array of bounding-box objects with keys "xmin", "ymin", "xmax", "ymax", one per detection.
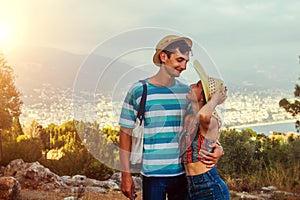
[{"xmin": 184, "ymin": 160, "xmax": 211, "ymax": 176}]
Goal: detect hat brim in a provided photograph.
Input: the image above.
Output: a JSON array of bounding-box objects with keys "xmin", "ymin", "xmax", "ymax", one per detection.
[
  {"xmin": 193, "ymin": 60, "xmax": 224, "ymax": 102},
  {"xmin": 194, "ymin": 60, "xmax": 224, "ymax": 125},
  {"xmin": 153, "ymin": 37, "xmax": 192, "ymax": 66},
  {"xmin": 193, "ymin": 60, "xmax": 209, "ymax": 102}
]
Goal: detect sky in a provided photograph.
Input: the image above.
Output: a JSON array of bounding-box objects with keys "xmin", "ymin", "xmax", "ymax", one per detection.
[{"xmin": 1, "ymin": 0, "xmax": 300, "ymax": 88}]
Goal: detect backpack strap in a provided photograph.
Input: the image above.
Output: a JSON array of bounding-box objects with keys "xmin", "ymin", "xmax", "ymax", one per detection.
[{"xmin": 136, "ymin": 80, "xmax": 147, "ymax": 125}]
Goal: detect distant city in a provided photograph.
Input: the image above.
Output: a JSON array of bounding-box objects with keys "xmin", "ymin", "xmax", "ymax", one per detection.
[
  {"xmin": 19, "ymin": 84, "xmax": 296, "ymax": 129},
  {"xmin": 9, "ymin": 46, "xmax": 298, "ymax": 130}
]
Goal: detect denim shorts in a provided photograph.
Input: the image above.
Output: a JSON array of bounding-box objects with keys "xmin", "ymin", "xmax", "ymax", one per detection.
[
  {"xmin": 142, "ymin": 173, "xmax": 188, "ymax": 200},
  {"xmin": 186, "ymin": 167, "xmax": 230, "ymax": 200}
]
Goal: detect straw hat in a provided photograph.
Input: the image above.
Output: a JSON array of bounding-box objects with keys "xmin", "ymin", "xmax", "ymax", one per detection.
[
  {"xmin": 194, "ymin": 59, "xmax": 224, "ymax": 125},
  {"xmin": 193, "ymin": 59, "xmax": 224, "ymax": 102},
  {"xmin": 153, "ymin": 35, "xmax": 192, "ymax": 66}
]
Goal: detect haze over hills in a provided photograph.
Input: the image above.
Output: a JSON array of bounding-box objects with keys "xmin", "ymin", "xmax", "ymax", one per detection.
[
  {"xmin": 4, "ymin": 46, "xmax": 297, "ymax": 129},
  {"xmin": 6, "ymin": 46, "xmax": 297, "ymax": 96},
  {"xmin": 7, "ymin": 46, "xmax": 153, "ymax": 95},
  {"xmin": 7, "ymin": 47, "xmax": 84, "ymax": 93}
]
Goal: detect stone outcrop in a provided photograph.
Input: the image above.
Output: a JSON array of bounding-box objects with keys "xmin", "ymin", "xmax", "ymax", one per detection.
[
  {"xmin": 0, "ymin": 176, "xmax": 21, "ymax": 200},
  {"xmin": 3, "ymin": 159, "xmax": 69, "ymax": 191},
  {"xmin": 110, "ymin": 172, "xmax": 142, "ymax": 190},
  {"xmin": 0, "ymin": 159, "xmax": 142, "ymax": 199},
  {"xmin": 0, "ymin": 159, "xmax": 298, "ymax": 199},
  {"xmin": 231, "ymin": 186, "xmax": 299, "ymax": 199}
]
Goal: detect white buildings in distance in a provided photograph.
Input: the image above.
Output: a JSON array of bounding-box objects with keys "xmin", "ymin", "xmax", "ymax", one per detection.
[{"xmin": 20, "ymin": 85, "xmax": 295, "ymax": 129}]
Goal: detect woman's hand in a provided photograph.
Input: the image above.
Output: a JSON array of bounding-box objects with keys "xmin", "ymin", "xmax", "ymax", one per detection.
[{"xmin": 210, "ymin": 85, "xmax": 227, "ymax": 106}]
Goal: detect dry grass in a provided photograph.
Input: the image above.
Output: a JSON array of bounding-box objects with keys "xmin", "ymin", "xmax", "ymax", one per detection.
[{"xmin": 20, "ymin": 189, "xmax": 142, "ymax": 200}]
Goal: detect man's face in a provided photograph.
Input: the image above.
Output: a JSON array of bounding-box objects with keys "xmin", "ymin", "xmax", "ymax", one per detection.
[{"xmin": 160, "ymin": 48, "xmax": 190, "ymax": 77}]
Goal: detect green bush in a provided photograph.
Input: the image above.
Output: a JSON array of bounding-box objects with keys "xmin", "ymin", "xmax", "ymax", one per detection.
[
  {"xmin": 1, "ymin": 136, "xmax": 42, "ymax": 166},
  {"xmin": 39, "ymin": 120, "xmax": 116, "ymax": 180},
  {"xmin": 218, "ymin": 128, "xmax": 300, "ymax": 193}
]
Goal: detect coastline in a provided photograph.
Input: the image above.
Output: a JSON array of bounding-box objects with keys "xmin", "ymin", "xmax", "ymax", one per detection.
[{"xmin": 227, "ymin": 119, "xmax": 297, "ymax": 129}]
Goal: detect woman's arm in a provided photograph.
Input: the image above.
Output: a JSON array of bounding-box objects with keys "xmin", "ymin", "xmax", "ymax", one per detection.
[{"xmin": 198, "ymin": 86, "xmax": 227, "ymax": 131}]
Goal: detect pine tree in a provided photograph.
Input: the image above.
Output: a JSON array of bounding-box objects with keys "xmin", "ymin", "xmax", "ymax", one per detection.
[
  {"xmin": 11, "ymin": 116, "xmax": 24, "ymax": 141},
  {"xmin": 0, "ymin": 53, "xmax": 23, "ymax": 160},
  {"xmin": 279, "ymin": 77, "xmax": 300, "ymax": 132}
]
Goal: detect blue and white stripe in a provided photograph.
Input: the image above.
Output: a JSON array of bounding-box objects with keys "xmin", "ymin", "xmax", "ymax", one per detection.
[{"xmin": 119, "ymin": 79, "xmax": 190, "ymax": 177}]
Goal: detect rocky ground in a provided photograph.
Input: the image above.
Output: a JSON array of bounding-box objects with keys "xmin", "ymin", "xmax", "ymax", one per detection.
[
  {"xmin": 19, "ymin": 189, "xmax": 300, "ymax": 200},
  {"xmin": 1, "ymin": 159, "xmax": 299, "ymax": 200},
  {"xmin": 20, "ymin": 189, "xmax": 142, "ymax": 200}
]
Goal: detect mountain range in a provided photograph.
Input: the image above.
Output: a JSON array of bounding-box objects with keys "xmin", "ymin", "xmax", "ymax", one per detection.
[{"xmin": 5, "ymin": 46, "xmax": 297, "ymax": 96}]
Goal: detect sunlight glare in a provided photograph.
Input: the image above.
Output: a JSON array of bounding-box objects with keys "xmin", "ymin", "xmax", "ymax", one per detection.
[
  {"xmin": 0, "ymin": 18, "xmax": 22, "ymax": 52},
  {"xmin": 0, "ymin": 28, "xmax": 9, "ymax": 42}
]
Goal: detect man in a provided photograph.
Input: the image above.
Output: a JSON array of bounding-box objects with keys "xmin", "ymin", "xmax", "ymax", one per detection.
[{"xmin": 119, "ymin": 35, "xmax": 223, "ymax": 200}]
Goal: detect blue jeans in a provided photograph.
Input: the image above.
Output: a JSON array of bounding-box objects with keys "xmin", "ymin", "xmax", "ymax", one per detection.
[
  {"xmin": 186, "ymin": 167, "xmax": 230, "ymax": 200},
  {"xmin": 142, "ymin": 174, "xmax": 188, "ymax": 200}
]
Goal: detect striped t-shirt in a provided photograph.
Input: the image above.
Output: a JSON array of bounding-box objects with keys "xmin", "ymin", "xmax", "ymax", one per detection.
[{"xmin": 119, "ymin": 79, "xmax": 190, "ymax": 177}]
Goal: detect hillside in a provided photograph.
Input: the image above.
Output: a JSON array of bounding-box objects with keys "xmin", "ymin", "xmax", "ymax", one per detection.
[{"xmin": 6, "ymin": 46, "xmax": 297, "ymax": 95}]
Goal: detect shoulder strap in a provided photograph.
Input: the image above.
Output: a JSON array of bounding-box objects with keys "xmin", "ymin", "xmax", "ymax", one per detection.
[{"xmin": 136, "ymin": 80, "xmax": 147, "ymax": 125}]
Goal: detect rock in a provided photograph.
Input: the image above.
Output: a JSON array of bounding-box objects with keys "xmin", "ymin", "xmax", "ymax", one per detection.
[
  {"xmin": 3, "ymin": 159, "xmax": 25, "ymax": 182},
  {"xmin": 259, "ymin": 193, "xmax": 272, "ymax": 200},
  {"xmin": 84, "ymin": 186, "xmax": 107, "ymax": 193},
  {"xmin": 3, "ymin": 159, "xmax": 68, "ymax": 191},
  {"xmin": 72, "ymin": 175, "xmax": 87, "ymax": 181},
  {"xmin": 71, "ymin": 175, "xmax": 87, "ymax": 186},
  {"xmin": 63, "ymin": 197, "xmax": 80, "ymax": 200},
  {"xmin": 87, "ymin": 179, "xmax": 119, "ymax": 190},
  {"xmin": 262, "ymin": 186, "xmax": 277, "ymax": 192},
  {"xmin": 61, "ymin": 175, "xmax": 71, "ymax": 185},
  {"xmin": 69, "ymin": 185, "xmax": 85, "ymax": 199},
  {"xmin": 231, "ymin": 188, "xmax": 300, "ymax": 200},
  {"xmin": 273, "ymin": 190, "xmax": 297, "ymax": 198},
  {"xmin": 0, "ymin": 176, "xmax": 21, "ymax": 200},
  {"xmin": 109, "ymin": 172, "xmax": 142, "ymax": 190},
  {"xmin": 110, "ymin": 172, "xmax": 121, "ymax": 184},
  {"xmin": 234, "ymin": 192, "xmax": 260, "ymax": 199},
  {"xmin": 0, "ymin": 166, "xmax": 5, "ymax": 176},
  {"xmin": 63, "ymin": 175, "xmax": 88, "ymax": 187},
  {"xmin": 132, "ymin": 176, "xmax": 142, "ymax": 191}
]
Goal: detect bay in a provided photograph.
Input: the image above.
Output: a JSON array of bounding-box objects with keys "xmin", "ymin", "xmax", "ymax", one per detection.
[{"xmin": 230, "ymin": 121, "xmax": 298, "ymax": 135}]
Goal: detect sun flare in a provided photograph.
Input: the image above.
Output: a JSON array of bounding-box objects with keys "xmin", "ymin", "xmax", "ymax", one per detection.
[
  {"xmin": 0, "ymin": 21, "xmax": 12, "ymax": 45},
  {"xmin": 0, "ymin": 18, "xmax": 23, "ymax": 52}
]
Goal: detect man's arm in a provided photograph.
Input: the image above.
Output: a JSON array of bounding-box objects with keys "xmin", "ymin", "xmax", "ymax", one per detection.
[
  {"xmin": 119, "ymin": 127, "xmax": 137, "ymax": 199},
  {"xmin": 199, "ymin": 143, "xmax": 224, "ymax": 168}
]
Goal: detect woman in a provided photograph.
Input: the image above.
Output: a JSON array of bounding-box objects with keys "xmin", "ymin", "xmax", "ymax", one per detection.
[{"xmin": 180, "ymin": 60, "xmax": 230, "ymax": 199}]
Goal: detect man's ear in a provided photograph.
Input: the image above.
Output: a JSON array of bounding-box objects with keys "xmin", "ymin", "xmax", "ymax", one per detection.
[{"xmin": 160, "ymin": 52, "xmax": 167, "ymax": 63}]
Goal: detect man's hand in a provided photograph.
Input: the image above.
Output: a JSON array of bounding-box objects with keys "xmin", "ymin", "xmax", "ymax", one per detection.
[
  {"xmin": 121, "ymin": 172, "xmax": 137, "ymax": 199},
  {"xmin": 200, "ymin": 143, "xmax": 224, "ymax": 168},
  {"xmin": 119, "ymin": 127, "xmax": 137, "ymax": 199}
]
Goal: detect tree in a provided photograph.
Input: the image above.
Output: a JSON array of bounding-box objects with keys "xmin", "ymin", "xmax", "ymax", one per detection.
[
  {"xmin": 23, "ymin": 120, "xmax": 43, "ymax": 138},
  {"xmin": 0, "ymin": 53, "xmax": 23, "ymax": 160},
  {"xmin": 218, "ymin": 129, "xmax": 261, "ymax": 177},
  {"xmin": 279, "ymin": 77, "xmax": 300, "ymax": 132},
  {"xmin": 11, "ymin": 116, "xmax": 24, "ymax": 141}
]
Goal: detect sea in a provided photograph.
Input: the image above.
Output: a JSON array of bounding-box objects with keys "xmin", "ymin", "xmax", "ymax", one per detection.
[{"xmin": 229, "ymin": 121, "xmax": 298, "ymax": 135}]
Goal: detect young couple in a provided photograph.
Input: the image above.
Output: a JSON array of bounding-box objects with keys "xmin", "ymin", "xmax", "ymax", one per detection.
[{"xmin": 119, "ymin": 35, "xmax": 230, "ymax": 200}]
